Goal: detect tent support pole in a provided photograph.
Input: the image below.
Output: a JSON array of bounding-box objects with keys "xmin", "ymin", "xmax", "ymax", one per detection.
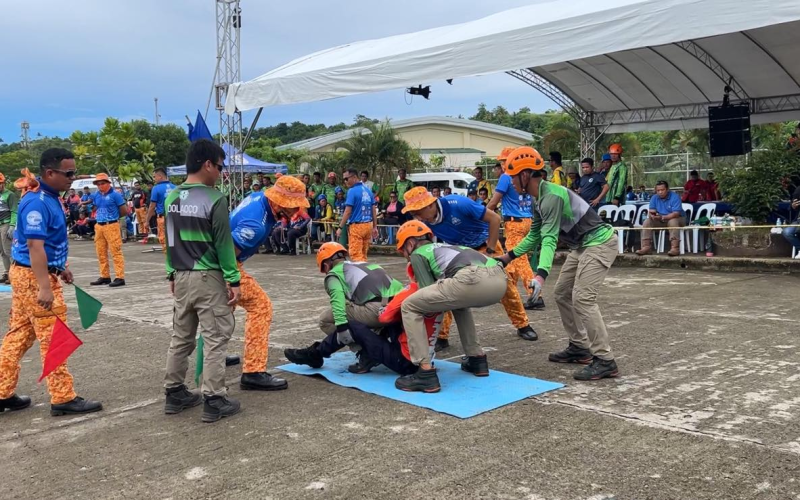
[{"xmin": 241, "ymin": 107, "xmax": 263, "ymax": 152}]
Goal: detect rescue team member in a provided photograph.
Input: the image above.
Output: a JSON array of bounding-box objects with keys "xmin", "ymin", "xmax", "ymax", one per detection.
[
  {"xmin": 0, "ymin": 173, "xmax": 18, "ymax": 284},
  {"xmin": 144, "ymin": 168, "xmax": 176, "ymax": 252},
  {"xmin": 486, "ymin": 148, "xmax": 544, "ymax": 315},
  {"xmin": 336, "ymin": 168, "xmax": 378, "ymax": 262},
  {"xmin": 0, "ymin": 149, "xmax": 103, "ymax": 416},
  {"xmin": 604, "ymin": 144, "xmax": 628, "ymax": 206},
  {"xmin": 402, "ymin": 187, "xmax": 537, "ymax": 345},
  {"xmin": 85, "ymin": 173, "xmax": 127, "ymax": 287},
  {"xmin": 163, "ymin": 139, "xmax": 241, "ymax": 423},
  {"xmin": 130, "ymin": 181, "xmax": 148, "ymax": 236},
  {"xmin": 393, "ymin": 221, "xmax": 508, "ymax": 393},
  {"xmin": 497, "ymin": 146, "xmax": 620, "ymax": 381},
  {"xmin": 223, "ymin": 177, "xmax": 312, "ymax": 391},
  {"xmin": 314, "ymin": 241, "xmax": 404, "ymax": 373}
]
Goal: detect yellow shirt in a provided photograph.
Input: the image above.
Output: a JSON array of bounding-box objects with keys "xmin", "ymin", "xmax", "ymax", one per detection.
[{"xmin": 551, "ymin": 166, "xmax": 567, "ymax": 187}]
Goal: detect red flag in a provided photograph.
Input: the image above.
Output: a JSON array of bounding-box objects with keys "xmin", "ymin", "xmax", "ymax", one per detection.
[{"xmin": 38, "ymin": 317, "xmax": 83, "ymax": 383}]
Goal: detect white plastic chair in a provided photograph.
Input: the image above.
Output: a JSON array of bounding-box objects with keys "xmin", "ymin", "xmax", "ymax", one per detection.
[
  {"xmin": 598, "ymin": 204, "xmax": 619, "ymax": 222},
  {"xmin": 295, "ymin": 224, "xmax": 313, "ymax": 255},
  {"xmin": 691, "ymin": 203, "xmax": 716, "ymax": 253},
  {"xmin": 615, "ymin": 205, "xmax": 637, "ymax": 253},
  {"xmin": 656, "ymin": 225, "xmax": 690, "ymax": 255},
  {"xmin": 634, "ymin": 204, "xmax": 649, "ymax": 227}
]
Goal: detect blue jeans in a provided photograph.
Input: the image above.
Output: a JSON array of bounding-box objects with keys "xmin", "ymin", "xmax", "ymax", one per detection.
[{"xmin": 783, "ymin": 223, "xmax": 800, "ymax": 250}]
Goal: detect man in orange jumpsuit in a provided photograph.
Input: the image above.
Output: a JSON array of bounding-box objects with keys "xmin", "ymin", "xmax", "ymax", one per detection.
[
  {"xmin": 336, "ymin": 168, "xmax": 378, "ymax": 262},
  {"xmin": 0, "ymin": 149, "xmax": 103, "ymax": 416},
  {"xmin": 85, "ymin": 173, "xmax": 128, "ymax": 287}
]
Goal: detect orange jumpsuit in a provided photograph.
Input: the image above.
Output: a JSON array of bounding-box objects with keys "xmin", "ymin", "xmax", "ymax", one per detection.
[
  {"xmin": 348, "ymin": 222, "xmax": 372, "ymax": 262},
  {"xmin": 504, "ymin": 219, "xmax": 536, "ymax": 296},
  {"xmin": 237, "ymin": 263, "xmax": 273, "ymax": 373},
  {"xmin": 157, "ymin": 215, "xmax": 167, "ymax": 253},
  {"xmin": 95, "ymin": 222, "xmax": 125, "ymax": 279},
  {"xmin": 0, "ymin": 267, "xmax": 76, "ymax": 404},
  {"xmin": 135, "ymin": 207, "xmax": 147, "ymax": 236}
]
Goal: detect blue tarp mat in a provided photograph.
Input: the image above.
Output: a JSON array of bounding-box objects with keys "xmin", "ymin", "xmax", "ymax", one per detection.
[
  {"xmin": 278, "ymin": 352, "xmax": 564, "ymax": 419},
  {"xmin": 0, "ymin": 285, "xmax": 11, "ymax": 292}
]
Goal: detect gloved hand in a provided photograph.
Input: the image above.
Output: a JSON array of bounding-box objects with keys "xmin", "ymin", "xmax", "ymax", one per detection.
[
  {"xmin": 6, "ymin": 226, "xmax": 14, "ymax": 240},
  {"xmin": 336, "ymin": 325, "xmax": 354, "ymax": 345},
  {"xmin": 526, "ymin": 275, "xmax": 545, "ymax": 307}
]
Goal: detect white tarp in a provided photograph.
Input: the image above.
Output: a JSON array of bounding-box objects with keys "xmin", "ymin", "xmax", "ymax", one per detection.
[{"xmin": 226, "ymin": 0, "xmax": 800, "ymax": 116}]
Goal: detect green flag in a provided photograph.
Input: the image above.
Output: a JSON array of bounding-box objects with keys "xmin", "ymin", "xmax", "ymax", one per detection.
[
  {"xmin": 74, "ymin": 285, "xmax": 102, "ymax": 329},
  {"xmin": 195, "ymin": 335, "xmax": 204, "ymax": 386}
]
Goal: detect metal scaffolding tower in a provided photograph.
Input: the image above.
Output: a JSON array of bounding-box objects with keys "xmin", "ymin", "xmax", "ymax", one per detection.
[
  {"xmin": 20, "ymin": 121, "xmax": 30, "ymax": 150},
  {"xmin": 215, "ymin": 0, "xmax": 244, "ymax": 207}
]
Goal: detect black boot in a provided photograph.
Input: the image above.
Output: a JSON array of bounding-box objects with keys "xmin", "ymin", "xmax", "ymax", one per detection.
[
  {"xmin": 0, "ymin": 394, "xmax": 32, "ymax": 413},
  {"xmin": 240, "ymin": 372, "xmax": 288, "ymax": 391},
  {"xmin": 164, "ymin": 385, "xmax": 202, "ymax": 414},
  {"xmin": 225, "ymin": 355, "xmax": 241, "ymax": 367},
  {"xmin": 573, "ymin": 357, "xmax": 619, "ymax": 381},
  {"xmin": 51, "ymin": 396, "xmax": 103, "ymax": 416},
  {"xmin": 0, "ymin": 274, "xmax": 9, "ymax": 285},
  {"xmin": 548, "ymin": 343, "xmax": 593, "ymax": 364},
  {"xmin": 524, "ymin": 296, "xmax": 545, "ymax": 310},
  {"xmin": 108, "ymin": 278, "xmax": 126, "ymax": 288},
  {"xmin": 90, "ymin": 277, "xmax": 111, "ymax": 286},
  {"xmin": 202, "ymin": 395, "xmax": 241, "ymax": 423},
  {"xmin": 284, "ymin": 343, "xmax": 324, "ymax": 369},
  {"xmin": 517, "ymin": 325, "xmax": 539, "ymax": 341},
  {"xmin": 395, "ymin": 367, "xmax": 441, "ymax": 393},
  {"xmin": 460, "ymin": 355, "xmax": 490, "ymax": 377},
  {"xmin": 433, "ymin": 338, "xmax": 449, "ymax": 352},
  {"xmin": 347, "ymin": 350, "xmax": 380, "ymax": 374}
]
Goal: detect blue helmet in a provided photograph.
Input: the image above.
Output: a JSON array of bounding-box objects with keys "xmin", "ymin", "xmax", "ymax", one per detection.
[
  {"xmin": 601, "ymin": 153, "xmax": 612, "ymax": 161},
  {"xmin": 317, "ymin": 194, "xmax": 327, "ymax": 202},
  {"xmin": 335, "ymin": 187, "xmax": 344, "ymax": 194}
]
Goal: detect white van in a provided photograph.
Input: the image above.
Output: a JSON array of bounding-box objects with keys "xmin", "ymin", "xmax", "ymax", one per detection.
[
  {"xmin": 70, "ymin": 176, "xmax": 136, "ymax": 193},
  {"xmin": 407, "ymin": 172, "xmax": 476, "ymax": 196}
]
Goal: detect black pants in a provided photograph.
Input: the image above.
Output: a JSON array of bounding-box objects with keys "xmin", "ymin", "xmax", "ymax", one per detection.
[
  {"xmin": 72, "ymin": 225, "xmax": 92, "ymax": 237},
  {"xmin": 287, "ymin": 228, "xmax": 305, "ymax": 251},
  {"xmin": 315, "ymin": 321, "xmax": 417, "ymax": 376}
]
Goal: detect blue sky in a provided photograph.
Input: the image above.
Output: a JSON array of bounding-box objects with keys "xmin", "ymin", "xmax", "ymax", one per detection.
[{"xmin": 0, "ymin": 0, "xmax": 556, "ymax": 143}]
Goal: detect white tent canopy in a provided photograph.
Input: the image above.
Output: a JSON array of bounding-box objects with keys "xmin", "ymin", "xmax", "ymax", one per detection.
[{"xmin": 226, "ymin": 0, "xmax": 800, "ymax": 133}]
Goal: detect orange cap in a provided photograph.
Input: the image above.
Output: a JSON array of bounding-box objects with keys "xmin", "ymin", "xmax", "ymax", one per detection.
[
  {"xmin": 504, "ymin": 146, "xmax": 545, "ymax": 176},
  {"xmin": 316, "ymin": 242, "xmax": 347, "ymax": 272},
  {"xmin": 609, "ymin": 143, "xmax": 623, "ymax": 154},
  {"xmin": 93, "ymin": 173, "xmax": 111, "ymax": 184},
  {"xmin": 497, "ymin": 146, "xmax": 515, "ymax": 162},
  {"xmin": 396, "ymin": 220, "xmax": 433, "ymax": 251},
  {"xmin": 265, "ymin": 175, "xmax": 310, "ymax": 209},
  {"xmin": 401, "ymin": 186, "xmax": 436, "ymax": 214}
]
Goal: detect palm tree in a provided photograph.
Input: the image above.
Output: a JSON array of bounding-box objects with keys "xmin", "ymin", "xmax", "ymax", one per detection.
[{"xmin": 336, "ymin": 121, "xmax": 414, "ymax": 192}]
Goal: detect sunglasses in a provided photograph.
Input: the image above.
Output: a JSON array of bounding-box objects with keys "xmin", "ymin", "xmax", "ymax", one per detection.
[
  {"xmin": 50, "ymin": 169, "xmax": 77, "ymax": 179},
  {"xmin": 213, "ymin": 162, "xmax": 225, "ymax": 171}
]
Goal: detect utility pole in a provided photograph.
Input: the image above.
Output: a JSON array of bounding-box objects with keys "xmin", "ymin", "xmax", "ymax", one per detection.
[
  {"xmin": 154, "ymin": 98, "xmax": 161, "ymax": 126},
  {"xmin": 20, "ymin": 121, "xmax": 30, "ymax": 149}
]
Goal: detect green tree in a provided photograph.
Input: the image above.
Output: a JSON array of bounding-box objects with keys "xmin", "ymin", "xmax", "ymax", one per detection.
[
  {"xmin": 70, "ymin": 117, "xmax": 155, "ymax": 182},
  {"xmin": 0, "ymin": 149, "xmax": 36, "ymax": 180},
  {"xmin": 336, "ymin": 121, "xmax": 416, "ymax": 193}
]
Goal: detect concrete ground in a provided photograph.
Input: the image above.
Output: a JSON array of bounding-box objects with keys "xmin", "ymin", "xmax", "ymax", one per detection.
[{"xmin": 1, "ymin": 241, "xmax": 799, "ymax": 500}]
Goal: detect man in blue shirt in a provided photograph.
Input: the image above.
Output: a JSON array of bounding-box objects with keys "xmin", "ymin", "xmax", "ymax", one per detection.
[
  {"xmin": 402, "ymin": 186, "xmax": 536, "ymax": 344},
  {"xmin": 0, "ymin": 148, "xmax": 103, "ymax": 416},
  {"xmin": 84, "ymin": 173, "xmax": 127, "ymax": 287},
  {"xmin": 80, "ymin": 186, "xmax": 93, "ymax": 214},
  {"xmin": 577, "ymin": 158, "xmax": 609, "ymax": 209},
  {"xmin": 486, "ymin": 165, "xmax": 544, "ymax": 320},
  {"xmin": 636, "ymin": 180, "xmax": 687, "ymax": 257},
  {"xmin": 144, "ymin": 168, "xmax": 176, "ymax": 253},
  {"xmin": 336, "ymin": 168, "xmax": 378, "ymax": 262}
]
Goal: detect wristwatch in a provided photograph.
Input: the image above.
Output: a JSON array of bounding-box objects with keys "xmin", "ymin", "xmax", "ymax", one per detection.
[{"xmin": 485, "ymin": 246, "xmax": 495, "ymax": 255}]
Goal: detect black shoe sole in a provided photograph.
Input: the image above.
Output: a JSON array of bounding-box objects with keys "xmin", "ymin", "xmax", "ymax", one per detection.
[
  {"xmin": 548, "ymin": 356, "xmax": 593, "ymax": 365},
  {"xmin": 461, "ymin": 367, "xmax": 490, "ymax": 377},
  {"xmin": 518, "ymin": 332, "xmax": 539, "ymax": 341},
  {"xmin": 239, "ymin": 381, "xmax": 288, "ymax": 391},
  {"xmin": 90, "ymin": 281, "xmax": 111, "ymax": 286},
  {"xmin": 523, "ymin": 304, "xmax": 546, "ymax": 311},
  {"xmin": 0, "ymin": 402, "xmax": 32, "ymax": 413},
  {"xmin": 397, "ymin": 385, "xmax": 441, "ymax": 393},
  {"xmin": 164, "ymin": 398, "xmax": 203, "ymax": 414},
  {"xmin": 202, "ymin": 406, "xmax": 242, "ymax": 423},
  {"xmin": 284, "ymin": 353, "xmax": 323, "ymax": 369},
  {"xmin": 574, "ymin": 369, "xmax": 619, "ymax": 381},
  {"xmin": 51, "ymin": 405, "xmax": 103, "ymax": 417},
  {"xmin": 433, "ymin": 343, "xmax": 449, "ymax": 353}
]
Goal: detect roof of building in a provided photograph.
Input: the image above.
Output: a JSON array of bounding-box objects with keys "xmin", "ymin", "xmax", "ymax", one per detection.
[{"xmin": 276, "ymin": 116, "xmax": 532, "ymax": 151}]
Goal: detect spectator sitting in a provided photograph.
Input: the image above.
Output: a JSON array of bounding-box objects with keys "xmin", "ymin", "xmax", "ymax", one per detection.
[
  {"xmin": 478, "ymin": 187, "xmax": 489, "ymax": 207},
  {"xmin": 625, "ymin": 185, "xmax": 636, "ymax": 201},
  {"xmin": 71, "ymin": 212, "xmax": 94, "ymax": 240},
  {"xmin": 705, "ymin": 173, "xmax": 721, "ymax": 201},
  {"xmin": 334, "ymin": 188, "xmax": 346, "ymax": 216},
  {"xmin": 637, "ymin": 180, "xmax": 687, "ymax": 257},
  {"xmin": 783, "ymin": 184, "xmax": 800, "ymax": 259},
  {"xmin": 566, "ymin": 166, "xmax": 580, "ymax": 190},
  {"xmin": 270, "ymin": 215, "xmax": 289, "ymax": 254},
  {"xmin": 250, "ymin": 182, "xmax": 261, "ymax": 197},
  {"xmin": 312, "ymin": 195, "xmax": 335, "ymax": 241},
  {"xmin": 262, "ymin": 177, "xmax": 273, "ymax": 189},
  {"xmin": 381, "ymin": 191, "xmax": 406, "ymax": 245},
  {"xmin": 636, "ymin": 185, "xmax": 651, "ymax": 201},
  {"xmin": 282, "ymin": 210, "xmax": 311, "ymax": 255},
  {"xmin": 467, "ymin": 190, "xmax": 478, "ymax": 202},
  {"xmin": 682, "ymin": 170, "xmax": 708, "ymax": 203},
  {"xmin": 576, "ymin": 158, "xmax": 608, "ymax": 210},
  {"xmin": 443, "ymin": 187, "xmax": 452, "ymax": 196}
]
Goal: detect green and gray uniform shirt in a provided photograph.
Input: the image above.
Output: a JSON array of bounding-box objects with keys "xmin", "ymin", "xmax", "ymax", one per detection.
[
  {"xmin": 325, "ymin": 261, "xmax": 404, "ymax": 328},
  {"xmin": 0, "ymin": 190, "xmax": 18, "ymax": 225},
  {"xmin": 604, "ymin": 161, "xmax": 628, "ymax": 203},
  {"xmin": 510, "ymin": 181, "xmax": 614, "ymax": 279},
  {"xmin": 410, "ymin": 243, "xmax": 499, "ymax": 288},
  {"xmin": 165, "ymin": 183, "xmax": 241, "ymax": 286}
]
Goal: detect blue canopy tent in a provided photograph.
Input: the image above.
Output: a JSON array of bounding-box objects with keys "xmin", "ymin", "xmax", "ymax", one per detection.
[{"xmin": 166, "ymin": 143, "xmax": 288, "ymax": 176}]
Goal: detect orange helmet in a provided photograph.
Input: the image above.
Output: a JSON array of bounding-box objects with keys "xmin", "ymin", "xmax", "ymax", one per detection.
[
  {"xmin": 401, "ymin": 186, "xmax": 437, "ymax": 214},
  {"xmin": 609, "ymin": 143, "xmax": 623, "ymax": 154},
  {"xmin": 396, "ymin": 220, "xmax": 433, "ymax": 251},
  {"xmin": 497, "ymin": 146, "xmax": 515, "ymax": 162},
  {"xmin": 316, "ymin": 242, "xmax": 347, "ymax": 272},
  {"xmin": 503, "ymin": 146, "xmax": 545, "ymax": 176}
]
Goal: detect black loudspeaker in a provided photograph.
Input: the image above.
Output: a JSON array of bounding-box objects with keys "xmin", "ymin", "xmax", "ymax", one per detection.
[{"xmin": 708, "ymin": 103, "xmax": 752, "ymax": 157}]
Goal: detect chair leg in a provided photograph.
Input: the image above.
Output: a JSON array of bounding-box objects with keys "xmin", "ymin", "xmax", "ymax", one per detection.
[{"xmin": 617, "ymin": 229, "xmax": 624, "ymax": 254}]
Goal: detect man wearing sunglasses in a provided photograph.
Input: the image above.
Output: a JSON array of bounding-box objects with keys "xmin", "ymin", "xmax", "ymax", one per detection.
[
  {"xmin": 336, "ymin": 168, "xmax": 379, "ymax": 262},
  {"xmin": 0, "ymin": 148, "xmax": 103, "ymax": 416},
  {"xmin": 84, "ymin": 173, "xmax": 127, "ymax": 288}
]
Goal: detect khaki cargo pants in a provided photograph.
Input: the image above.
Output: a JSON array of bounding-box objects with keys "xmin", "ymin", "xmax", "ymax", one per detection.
[
  {"xmin": 165, "ymin": 270, "xmax": 235, "ymax": 397},
  {"xmin": 553, "ymin": 236, "xmax": 618, "ymax": 361},
  {"xmin": 318, "ymin": 301, "xmax": 384, "ymax": 335},
  {"xmin": 402, "ymin": 265, "xmax": 508, "ymax": 365}
]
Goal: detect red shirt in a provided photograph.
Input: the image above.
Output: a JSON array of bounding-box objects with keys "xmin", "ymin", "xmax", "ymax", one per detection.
[
  {"xmin": 682, "ymin": 179, "xmax": 708, "ymax": 203},
  {"xmin": 705, "ymin": 181, "xmax": 721, "ymax": 201}
]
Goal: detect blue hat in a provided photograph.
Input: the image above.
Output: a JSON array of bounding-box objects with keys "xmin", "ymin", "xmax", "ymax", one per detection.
[
  {"xmin": 317, "ymin": 194, "xmax": 327, "ymax": 201},
  {"xmin": 602, "ymin": 153, "xmax": 612, "ymax": 161},
  {"xmin": 335, "ymin": 187, "xmax": 343, "ymax": 194}
]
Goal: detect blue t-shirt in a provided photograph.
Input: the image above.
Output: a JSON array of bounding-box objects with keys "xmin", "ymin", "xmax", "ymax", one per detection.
[
  {"xmin": 91, "ymin": 190, "xmax": 125, "ymax": 223},
  {"xmin": 80, "ymin": 193, "xmax": 94, "ymax": 210},
  {"xmin": 649, "ymin": 191, "xmax": 685, "ymax": 217},
  {"xmin": 12, "ymin": 180, "xmax": 69, "ymax": 270},
  {"xmin": 229, "ymin": 191, "xmax": 276, "ymax": 263},
  {"xmin": 345, "ymin": 182, "xmax": 375, "ymax": 224},
  {"xmin": 426, "ymin": 195, "xmax": 488, "ymax": 248},
  {"xmin": 494, "ymin": 173, "xmax": 532, "ymax": 218},
  {"xmin": 577, "ymin": 172, "xmax": 607, "ymax": 204},
  {"xmin": 150, "ymin": 181, "xmax": 176, "ymax": 216}
]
